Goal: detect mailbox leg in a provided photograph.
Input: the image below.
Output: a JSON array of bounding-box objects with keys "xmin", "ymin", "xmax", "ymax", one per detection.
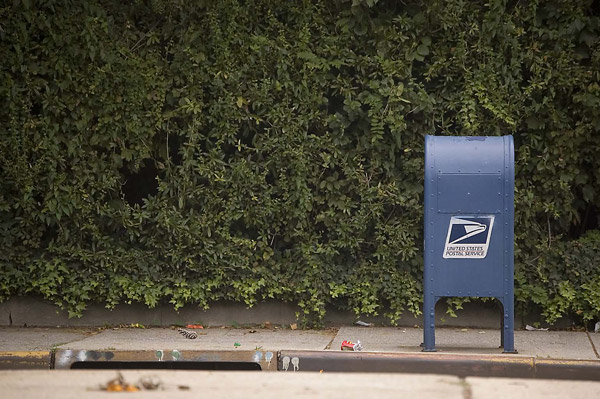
[
  {"xmin": 422, "ymin": 295, "xmax": 438, "ymax": 352},
  {"xmin": 499, "ymin": 297, "xmax": 517, "ymax": 353},
  {"xmin": 500, "ymin": 308, "xmax": 504, "ymax": 348}
]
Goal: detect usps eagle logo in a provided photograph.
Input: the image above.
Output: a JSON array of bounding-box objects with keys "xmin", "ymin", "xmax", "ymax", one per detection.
[{"xmin": 443, "ymin": 216, "xmax": 494, "ymax": 259}]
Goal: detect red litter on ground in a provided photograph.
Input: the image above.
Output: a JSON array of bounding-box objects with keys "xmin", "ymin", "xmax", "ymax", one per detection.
[
  {"xmin": 186, "ymin": 324, "xmax": 204, "ymax": 329},
  {"xmin": 341, "ymin": 340, "xmax": 363, "ymax": 351}
]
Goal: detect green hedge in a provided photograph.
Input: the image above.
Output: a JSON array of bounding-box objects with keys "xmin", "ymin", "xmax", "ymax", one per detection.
[{"xmin": 1, "ymin": 0, "xmax": 599, "ymax": 325}]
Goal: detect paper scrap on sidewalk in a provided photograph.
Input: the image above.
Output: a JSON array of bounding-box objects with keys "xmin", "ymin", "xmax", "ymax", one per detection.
[
  {"xmin": 355, "ymin": 321, "xmax": 373, "ymax": 327},
  {"xmin": 178, "ymin": 328, "xmax": 198, "ymax": 339},
  {"xmin": 525, "ymin": 324, "xmax": 549, "ymax": 331}
]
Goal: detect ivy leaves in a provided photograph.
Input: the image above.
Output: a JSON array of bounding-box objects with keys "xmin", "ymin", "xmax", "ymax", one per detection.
[{"xmin": 0, "ymin": 0, "xmax": 599, "ymax": 326}]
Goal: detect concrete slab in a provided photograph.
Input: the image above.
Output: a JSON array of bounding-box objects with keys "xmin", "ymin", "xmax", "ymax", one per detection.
[
  {"xmin": 0, "ymin": 370, "xmax": 464, "ymax": 399},
  {"xmin": 0, "ymin": 327, "xmax": 97, "ymax": 351},
  {"xmin": 331, "ymin": 327, "xmax": 599, "ymax": 359},
  {"xmin": 161, "ymin": 301, "xmax": 301, "ymax": 326},
  {"xmin": 330, "ymin": 326, "xmax": 424, "ymax": 352},
  {"xmin": 0, "ymin": 297, "xmax": 302, "ymax": 327},
  {"xmin": 58, "ymin": 327, "xmax": 337, "ymax": 351},
  {"xmin": 0, "ymin": 303, "xmax": 10, "ymax": 326},
  {"xmin": 332, "ymin": 326, "xmax": 506, "ymax": 354},
  {"xmin": 586, "ymin": 332, "xmax": 600, "ymax": 359},
  {"xmin": 3, "ymin": 296, "xmax": 579, "ymax": 328},
  {"xmin": 515, "ymin": 330, "xmax": 596, "ymax": 360},
  {"xmin": 468, "ymin": 376, "xmax": 600, "ymax": 398}
]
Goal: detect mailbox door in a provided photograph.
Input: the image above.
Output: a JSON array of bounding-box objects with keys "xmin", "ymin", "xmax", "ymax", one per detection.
[{"xmin": 424, "ymin": 135, "xmax": 513, "ymax": 298}]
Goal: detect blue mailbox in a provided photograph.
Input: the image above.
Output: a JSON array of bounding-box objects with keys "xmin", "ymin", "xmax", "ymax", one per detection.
[{"xmin": 423, "ymin": 135, "xmax": 516, "ymax": 353}]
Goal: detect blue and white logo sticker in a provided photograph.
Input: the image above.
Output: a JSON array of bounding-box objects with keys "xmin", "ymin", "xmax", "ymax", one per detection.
[{"xmin": 443, "ymin": 216, "xmax": 494, "ymax": 259}]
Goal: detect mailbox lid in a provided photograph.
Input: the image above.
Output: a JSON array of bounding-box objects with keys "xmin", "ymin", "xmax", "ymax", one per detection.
[
  {"xmin": 425, "ymin": 135, "xmax": 514, "ymax": 214},
  {"xmin": 426, "ymin": 136, "xmax": 508, "ymax": 175}
]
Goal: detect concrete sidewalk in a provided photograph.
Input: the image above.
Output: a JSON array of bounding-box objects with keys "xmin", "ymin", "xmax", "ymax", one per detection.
[
  {"xmin": 0, "ymin": 325, "xmax": 599, "ymax": 378},
  {"xmin": 2, "ymin": 369, "xmax": 600, "ymax": 399}
]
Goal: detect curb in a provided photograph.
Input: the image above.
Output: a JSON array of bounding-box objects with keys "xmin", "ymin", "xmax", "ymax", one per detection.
[
  {"xmin": 278, "ymin": 350, "xmax": 600, "ymax": 381},
  {"xmin": 0, "ymin": 351, "xmax": 51, "ymax": 370},
  {"xmin": 2, "ymin": 349, "xmax": 600, "ymax": 381}
]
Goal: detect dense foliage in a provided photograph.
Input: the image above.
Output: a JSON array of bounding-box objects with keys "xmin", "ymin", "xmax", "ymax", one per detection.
[{"xmin": 1, "ymin": 0, "xmax": 599, "ymax": 325}]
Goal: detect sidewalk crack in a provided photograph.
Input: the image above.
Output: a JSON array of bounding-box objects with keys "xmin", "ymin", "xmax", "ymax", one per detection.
[
  {"xmin": 460, "ymin": 378, "xmax": 472, "ymax": 399},
  {"xmin": 585, "ymin": 331, "xmax": 600, "ymax": 359},
  {"xmin": 324, "ymin": 328, "xmax": 338, "ymax": 350}
]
